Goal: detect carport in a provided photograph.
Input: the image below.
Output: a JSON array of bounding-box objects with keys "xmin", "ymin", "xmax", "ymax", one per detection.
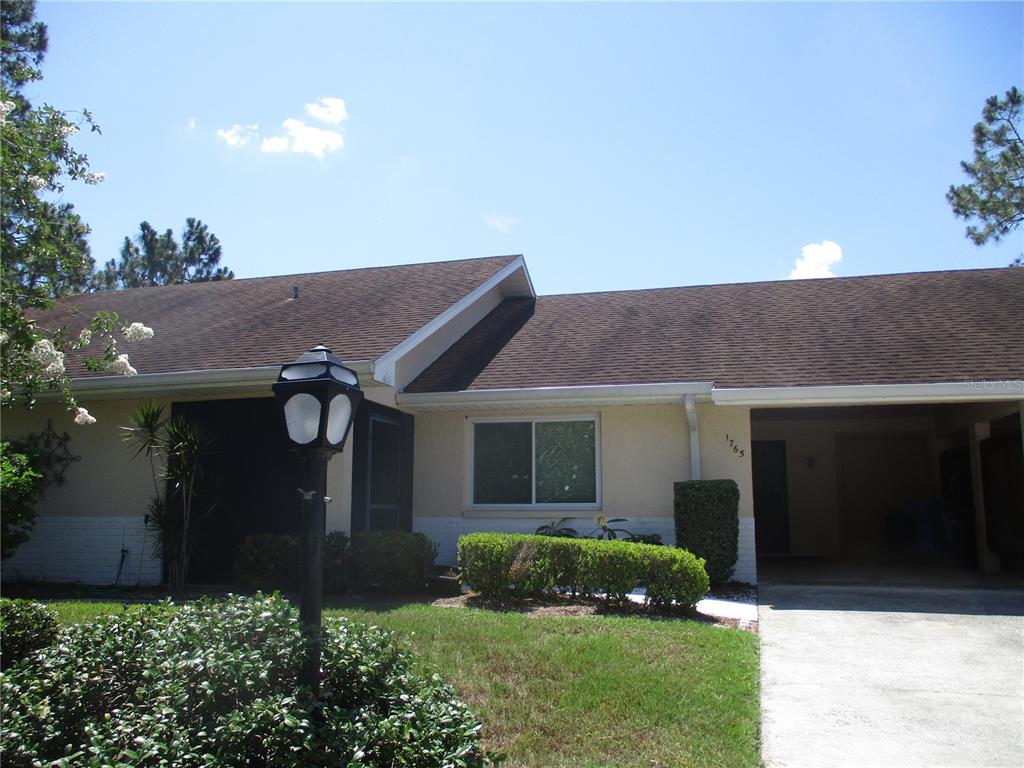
[{"xmin": 749, "ymin": 399, "xmax": 1023, "ymax": 581}]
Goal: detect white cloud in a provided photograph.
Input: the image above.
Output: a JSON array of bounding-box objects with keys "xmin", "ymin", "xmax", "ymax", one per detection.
[
  {"xmin": 305, "ymin": 97, "xmax": 348, "ymax": 125},
  {"xmin": 187, "ymin": 116, "xmax": 197, "ymax": 132},
  {"xmin": 220, "ymin": 97, "xmax": 348, "ymax": 159},
  {"xmin": 260, "ymin": 136, "xmax": 289, "ymax": 153},
  {"xmin": 216, "ymin": 123, "xmax": 258, "ymax": 147},
  {"xmin": 483, "ymin": 213, "xmax": 521, "ymax": 233},
  {"xmin": 258, "ymin": 118, "xmax": 344, "ymax": 159},
  {"xmin": 789, "ymin": 240, "xmax": 843, "ymax": 279}
]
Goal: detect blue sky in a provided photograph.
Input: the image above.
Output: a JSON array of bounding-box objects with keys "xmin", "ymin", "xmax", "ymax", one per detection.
[{"xmin": 32, "ymin": 1, "xmax": 1024, "ymax": 295}]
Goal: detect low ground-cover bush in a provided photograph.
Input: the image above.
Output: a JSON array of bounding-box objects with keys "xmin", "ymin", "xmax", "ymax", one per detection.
[
  {"xmin": 0, "ymin": 599, "xmax": 59, "ymax": 671},
  {"xmin": 458, "ymin": 533, "xmax": 708, "ymax": 609},
  {"xmin": 674, "ymin": 480, "xmax": 740, "ymax": 584},
  {"xmin": 0, "ymin": 593, "xmax": 497, "ymax": 767}
]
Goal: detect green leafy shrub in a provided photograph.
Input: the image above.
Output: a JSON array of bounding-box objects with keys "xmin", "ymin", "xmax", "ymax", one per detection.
[
  {"xmin": 0, "ymin": 599, "xmax": 59, "ymax": 670},
  {"xmin": 0, "ymin": 442, "xmax": 45, "ymax": 559},
  {"xmin": 234, "ymin": 532, "xmax": 353, "ymax": 594},
  {"xmin": 643, "ymin": 547, "xmax": 711, "ymax": 610},
  {"xmin": 625, "ymin": 532, "xmax": 663, "ymax": 545},
  {"xmin": 534, "ymin": 517, "xmax": 578, "ymax": 537},
  {"xmin": 233, "ymin": 534, "xmax": 301, "ymax": 591},
  {"xmin": 0, "ymin": 594, "xmax": 497, "ymax": 767},
  {"xmin": 351, "ymin": 531, "xmax": 437, "ymax": 594},
  {"xmin": 674, "ymin": 480, "xmax": 740, "ymax": 584},
  {"xmin": 458, "ymin": 533, "xmax": 708, "ymax": 609},
  {"xmin": 323, "ymin": 530, "xmax": 352, "ymax": 594}
]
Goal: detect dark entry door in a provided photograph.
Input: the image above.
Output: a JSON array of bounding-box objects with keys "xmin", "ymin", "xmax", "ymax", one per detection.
[
  {"xmin": 752, "ymin": 440, "xmax": 790, "ymax": 555},
  {"xmin": 351, "ymin": 402, "xmax": 414, "ymax": 533},
  {"xmin": 172, "ymin": 398, "xmax": 302, "ymax": 584}
]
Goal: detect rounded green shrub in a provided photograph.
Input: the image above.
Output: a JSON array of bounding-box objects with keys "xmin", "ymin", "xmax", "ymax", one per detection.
[
  {"xmin": 458, "ymin": 533, "xmax": 708, "ymax": 610},
  {"xmin": 233, "ymin": 533, "xmax": 300, "ymax": 591},
  {"xmin": 351, "ymin": 531, "xmax": 438, "ymax": 594},
  {"xmin": 674, "ymin": 480, "xmax": 740, "ymax": 584},
  {"xmin": 0, "ymin": 599, "xmax": 59, "ymax": 670},
  {"xmin": 0, "ymin": 594, "xmax": 496, "ymax": 767},
  {"xmin": 322, "ymin": 530, "xmax": 352, "ymax": 594}
]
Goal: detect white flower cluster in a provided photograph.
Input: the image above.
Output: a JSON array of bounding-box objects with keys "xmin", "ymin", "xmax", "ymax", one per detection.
[
  {"xmin": 29, "ymin": 338, "xmax": 65, "ymax": 379},
  {"xmin": 74, "ymin": 407, "xmax": 97, "ymax": 425},
  {"xmin": 83, "ymin": 171, "xmax": 106, "ymax": 185},
  {"xmin": 78, "ymin": 328, "xmax": 92, "ymax": 345},
  {"xmin": 108, "ymin": 353, "xmax": 137, "ymax": 376},
  {"xmin": 0, "ymin": 100, "xmax": 14, "ymax": 121},
  {"xmin": 60, "ymin": 123, "xmax": 79, "ymax": 137},
  {"xmin": 122, "ymin": 322, "xmax": 154, "ymax": 342},
  {"xmin": 28, "ymin": 175, "xmax": 47, "ymax": 191}
]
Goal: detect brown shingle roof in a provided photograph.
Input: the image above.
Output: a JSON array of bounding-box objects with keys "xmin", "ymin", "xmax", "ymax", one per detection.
[
  {"xmin": 44, "ymin": 255, "xmax": 519, "ymax": 377},
  {"xmin": 406, "ymin": 268, "xmax": 1024, "ymax": 392}
]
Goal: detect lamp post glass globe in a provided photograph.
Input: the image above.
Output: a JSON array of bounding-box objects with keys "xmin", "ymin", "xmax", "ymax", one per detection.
[{"xmin": 273, "ymin": 344, "xmax": 363, "ymax": 452}]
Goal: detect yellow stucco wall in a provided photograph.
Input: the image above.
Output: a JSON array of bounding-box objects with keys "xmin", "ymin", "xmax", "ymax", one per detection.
[
  {"xmin": 2, "ymin": 399, "xmax": 167, "ymax": 519},
  {"xmin": 412, "ymin": 403, "xmax": 755, "ymax": 519},
  {"xmin": 0, "ymin": 391, "xmax": 369, "ymax": 533},
  {"xmin": 697, "ymin": 403, "xmax": 754, "ymax": 519}
]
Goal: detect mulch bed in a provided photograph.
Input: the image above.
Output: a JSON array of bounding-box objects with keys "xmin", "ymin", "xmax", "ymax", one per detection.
[{"xmin": 429, "ymin": 591, "xmax": 750, "ymax": 630}]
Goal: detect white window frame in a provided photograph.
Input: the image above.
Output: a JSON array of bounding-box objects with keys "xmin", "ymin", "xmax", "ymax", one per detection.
[{"xmin": 466, "ymin": 414, "xmax": 602, "ymax": 512}]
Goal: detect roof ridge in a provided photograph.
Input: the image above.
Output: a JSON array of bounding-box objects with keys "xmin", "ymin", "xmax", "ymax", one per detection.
[
  {"xmin": 535, "ymin": 266, "xmax": 1020, "ymax": 299},
  {"xmin": 69, "ymin": 254, "xmax": 522, "ymax": 297}
]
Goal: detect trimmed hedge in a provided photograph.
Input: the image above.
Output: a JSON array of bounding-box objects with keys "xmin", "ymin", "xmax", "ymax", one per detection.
[
  {"xmin": 351, "ymin": 531, "xmax": 438, "ymax": 594},
  {"xmin": 0, "ymin": 594, "xmax": 497, "ymax": 767},
  {"xmin": 458, "ymin": 533, "xmax": 709, "ymax": 609},
  {"xmin": 0, "ymin": 599, "xmax": 59, "ymax": 671},
  {"xmin": 234, "ymin": 533, "xmax": 351, "ymax": 593},
  {"xmin": 234, "ymin": 534, "xmax": 301, "ymax": 591},
  {"xmin": 674, "ymin": 480, "xmax": 740, "ymax": 584}
]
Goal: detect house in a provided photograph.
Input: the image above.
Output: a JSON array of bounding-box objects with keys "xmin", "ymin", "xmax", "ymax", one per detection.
[{"xmin": 3, "ymin": 255, "xmax": 1022, "ymax": 586}]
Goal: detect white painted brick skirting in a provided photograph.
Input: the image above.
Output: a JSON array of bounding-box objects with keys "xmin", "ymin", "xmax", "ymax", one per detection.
[
  {"xmin": 414, "ymin": 515, "xmax": 758, "ymax": 585},
  {"xmin": 1, "ymin": 515, "xmax": 163, "ymax": 586},
  {"xmin": 735, "ymin": 516, "xmax": 757, "ymax": 584}
]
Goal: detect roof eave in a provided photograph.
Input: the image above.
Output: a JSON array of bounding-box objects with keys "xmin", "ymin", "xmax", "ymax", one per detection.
[
  {"xmin": 711, "ymin": 381, "xmax": 1024, "ymax": 406},
  {"xmin": 44, "ymin": 361, "xmax": 375, "ymax": 402},
  {"xmin": 397, "ymin": 381, "xmax": 714, "ymax": 411}
]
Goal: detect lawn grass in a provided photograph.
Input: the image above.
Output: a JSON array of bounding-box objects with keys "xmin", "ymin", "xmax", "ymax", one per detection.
[{"xmin": 43, "ymin": 598, "xmax": 759, "ymax": 768}]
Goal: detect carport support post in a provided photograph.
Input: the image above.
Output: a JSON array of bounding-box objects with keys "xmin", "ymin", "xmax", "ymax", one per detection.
[{"xmin": 968, "ymin": 422, "xmax": 1001, "ymax": 573}]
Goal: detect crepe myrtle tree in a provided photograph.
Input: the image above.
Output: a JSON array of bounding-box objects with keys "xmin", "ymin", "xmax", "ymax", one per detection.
[{"xmin": 1, "ymin": 0, "xmax": 154, "ymax": 423}]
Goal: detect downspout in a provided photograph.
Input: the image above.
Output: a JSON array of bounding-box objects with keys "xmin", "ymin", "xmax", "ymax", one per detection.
[{"xmin": 684, "ymin": 395, "xmax": 701, "ymax": 480}]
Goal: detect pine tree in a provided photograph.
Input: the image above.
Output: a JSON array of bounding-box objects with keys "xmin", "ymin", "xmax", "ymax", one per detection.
[
  {"xmin": 91, "ymin": 218, "xmax": 234, "ymax": 290},
  {"xmin": 947, "ymin": 87, "xmax": 1023, "ymax": 265}
]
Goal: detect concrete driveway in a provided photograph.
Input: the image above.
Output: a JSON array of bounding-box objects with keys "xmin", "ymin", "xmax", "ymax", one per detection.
[{"xmin": 759, "ymin": 582, "xmax": 1024, "ymax": 768}]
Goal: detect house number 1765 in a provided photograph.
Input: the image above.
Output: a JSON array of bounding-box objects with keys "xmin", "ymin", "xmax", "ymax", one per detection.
[{"xmin": 725, "ymin": 434, "xmax": 746, "ymax": 458}]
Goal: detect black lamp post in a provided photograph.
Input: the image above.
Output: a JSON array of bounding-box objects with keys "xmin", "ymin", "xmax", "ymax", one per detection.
[{"xmin": 273, "ymin": 344, "xmax": 363, "ymax": 694}]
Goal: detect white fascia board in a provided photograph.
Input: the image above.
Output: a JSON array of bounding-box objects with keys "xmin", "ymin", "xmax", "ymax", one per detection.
[
  {"xmin": 711, "ymin": 380, "xmax": 1024, "ymax": 406},
  {"xmin": 397, "ymin": 381, "xmax": 714, "ymax": 411},
  {"xmin": 373, "ymin": 256, "xmax": 534, "ymax": 388},
  {"xmin": 50, "ymin": 361, "xmax": 374, "ymax": 401}
]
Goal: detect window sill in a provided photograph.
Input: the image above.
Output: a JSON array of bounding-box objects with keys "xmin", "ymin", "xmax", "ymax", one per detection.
[{"xmin": 463, "ymin": 507, "xmax": 601, "ymax": 520}]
